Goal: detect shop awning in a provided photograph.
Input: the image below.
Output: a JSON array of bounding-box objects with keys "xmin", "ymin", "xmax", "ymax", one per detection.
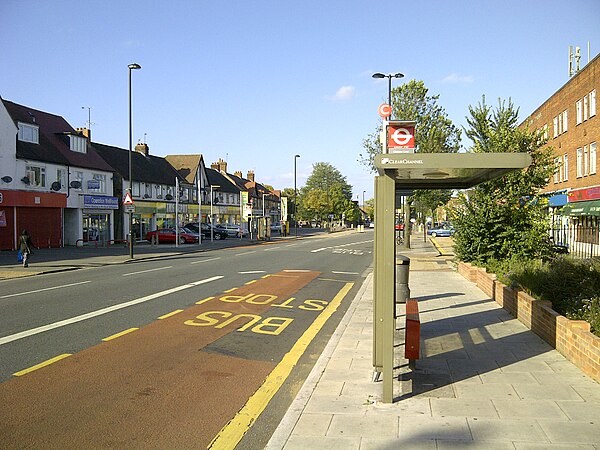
[
  {"xmin": 562, "ymin": 200, "xmax": 600, "ymax": 216},
  {"xmin": 548, "ymin": 194, "xmax": 568, "ymax": 207}
]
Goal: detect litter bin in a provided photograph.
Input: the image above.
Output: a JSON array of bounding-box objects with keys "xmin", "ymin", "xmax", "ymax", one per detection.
[{"xmin": 396, "ymin": 255, "xmax": 410, "ymax": 304}]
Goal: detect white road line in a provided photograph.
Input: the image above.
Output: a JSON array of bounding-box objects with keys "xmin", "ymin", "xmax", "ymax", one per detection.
[
  {"xmin": 191, "ymin": 257, "xmax": 221, "ymax": 265},
  {"xmin": 311, "ymin": 247, "xmax": 330, "ymax": 253},
  {"xmin": 236, "ymin": 250, "xmax": 257, "ymax": 256},
  {"xmin": 0, "ymin": 276, "xmax": 223, "ymax": 346},
  {"xmin": 0, "ymin": 281, "xmax": 92, "ymax": 299},
  {"xmin": 122, "ymin": 266, "xmax": 172, "ymax": 276},
  {"xmin": 239, "ymin": 271, "xmax": 267, "ymax": 274},
  {"xmin": 332, "ymin": 271, "xmax": 359, "ymax": 275}
]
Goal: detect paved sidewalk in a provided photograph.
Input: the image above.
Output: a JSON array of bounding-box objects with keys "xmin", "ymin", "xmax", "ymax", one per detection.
[{"xmin": 267, "ymin": 237, "xmax": 600, "ymax": 449}]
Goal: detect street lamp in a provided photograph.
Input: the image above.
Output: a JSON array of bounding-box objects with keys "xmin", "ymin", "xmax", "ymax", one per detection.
[
  {"xmin": 294, "ymin": 154, "xmax": 300, "ymax": 238},
  {"xmin": 372, "ymin": 72, "xmax": 404, "ymax": 116},
  {"xmin": 210, "ymin": 184, "xmax": 220, "ymax": 242},
  {"xmin": 128, "ymin": 63, "xmax": 141, "ymax": 259}
]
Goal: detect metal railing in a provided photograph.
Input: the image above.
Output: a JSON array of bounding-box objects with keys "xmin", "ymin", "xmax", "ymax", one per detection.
[{"xmin": 550, "ymin": 224, "xmax": 600, "ymax": 258}]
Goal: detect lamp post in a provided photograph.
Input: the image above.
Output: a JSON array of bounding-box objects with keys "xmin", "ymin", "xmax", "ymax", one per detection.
[
  {"xmin": 362, "ymin": 190, "xmax": 366, "ymax": 226},
  {"xmin": 372, "ymin": 72, "xmax": 404, "ymax": 115},
  {"xmin": 128, "ymin": 63, "xmax": 141, "ymax": 259},
  {"xmin": 294, "ymin": 154, "xmax": 300, "ymax": 238},
  {"xmin": 210, "ymin": 184, "xmax": 219, "ymax": 242}
]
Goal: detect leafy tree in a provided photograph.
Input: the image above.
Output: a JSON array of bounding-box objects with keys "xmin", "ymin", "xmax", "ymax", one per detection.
[
  {"xmin": 450, "ymin": 97, "xmax": 555, "ymax": 265},
  {"xmin": 359, "ymin": 79, "xmax": 461, "ymax": 171},
  {"xmin": 298, "ymin": 162, "xmax": 354, "ymax": 223},
  {"xmin": 360, "ymin": 80, "xmax": 461, "ymax": 241}
]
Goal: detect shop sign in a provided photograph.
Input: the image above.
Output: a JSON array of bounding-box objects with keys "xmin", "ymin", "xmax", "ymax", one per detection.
[
  {"xmin": 87, "ymin": 180, "xmax": 101, "ymax": 190},
  {"xmin": 568, "ymin": 186, "xmax": 600, "ymax": 202},
  {"xmin": 84, "ymin": 195, "xmax": 119, "ymax": 210}
]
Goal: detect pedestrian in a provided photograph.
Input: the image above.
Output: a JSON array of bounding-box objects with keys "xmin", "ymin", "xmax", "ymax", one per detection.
[{"xmin": 19, "ymin": 229, "xmax": 34, "ymax": 268}]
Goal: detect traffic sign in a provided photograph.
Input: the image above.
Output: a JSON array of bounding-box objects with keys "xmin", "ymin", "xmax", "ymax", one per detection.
[
  {"xmin": 378, "ymin": 103, "xmax": 392, "ymax": 119},
  {"xmin": 123, "ymin": 192, "xmax": 134, "ymax": 205}
]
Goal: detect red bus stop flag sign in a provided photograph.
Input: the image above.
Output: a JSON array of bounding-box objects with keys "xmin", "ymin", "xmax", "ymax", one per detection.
[
  {"xmin": 388, "ymin": 123, "xmax": 415, "ymax": 150},
  {"xmin": 378, "ymin": 103, "xmax": 392, "ymax": 119}
]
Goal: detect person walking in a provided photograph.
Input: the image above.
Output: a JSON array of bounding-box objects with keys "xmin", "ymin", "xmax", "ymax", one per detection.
[{"xmin": 19, "ymin": 229, "xmax": 33, "ymax": 268}]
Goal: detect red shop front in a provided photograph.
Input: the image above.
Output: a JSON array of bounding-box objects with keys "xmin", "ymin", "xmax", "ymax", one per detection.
[{"xmin": 0, "ymin": 190, "xmax": 67, "ymax": 250}]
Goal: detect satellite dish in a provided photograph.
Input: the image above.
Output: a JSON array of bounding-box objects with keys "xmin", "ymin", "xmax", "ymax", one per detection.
[
  {"xmin": 21, "ymin": 177, "xmax": 30, "ymax": 184},
  {"xmin": 165, "ymin": 194, "xmax": 173, "ymax": 200},
  {"xmin": 51, "ymin": 181, "xmax": 61, "ymax": 191},
  {"xmin": 70, "ymin": 180, "xmax": 82, "ymax": 189},
  {"xmin": 1, "ymin": 176, "xmax": 12, "ymax": 183}
]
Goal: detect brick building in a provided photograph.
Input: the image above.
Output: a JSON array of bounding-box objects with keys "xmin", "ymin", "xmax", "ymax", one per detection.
[{"xmin": 524, "ymin": 52, "xmax": 598, "ymax": 256}]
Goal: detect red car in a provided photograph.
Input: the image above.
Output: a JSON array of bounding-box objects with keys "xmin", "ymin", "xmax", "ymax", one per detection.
[
  {"xmin": 395, "ymin": 222, "xmax": 405, "ymax": 231},
  {"xmin": 146, "ymin": 228, "xmax": 199, "ymax": 244}
]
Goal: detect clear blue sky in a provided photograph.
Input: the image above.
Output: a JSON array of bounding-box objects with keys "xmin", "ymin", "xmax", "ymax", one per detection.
[{"xmin": 2, "ymin": 0, "xmax": 599, "ymax": 202}]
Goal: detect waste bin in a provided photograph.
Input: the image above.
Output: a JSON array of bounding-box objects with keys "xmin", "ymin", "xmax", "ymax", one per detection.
[{"xmin": 396, "ymin": 255, "xmax": 410, "ymax": 304}]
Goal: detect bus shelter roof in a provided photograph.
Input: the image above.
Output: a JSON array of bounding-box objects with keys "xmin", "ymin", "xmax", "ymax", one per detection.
[{"xmin": 375, "ymin": 153, "xmax": 532, "ymax": 189}]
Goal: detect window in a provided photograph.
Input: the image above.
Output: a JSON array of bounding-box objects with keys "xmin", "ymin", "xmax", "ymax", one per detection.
[
  {"xmin": 590, "ymin": 142, "xmax": 597, "ymax": 175},
  {"xmin": 562, "ymin": 110, "xmax": 568, "ymax": 132},
  {"xmin": 92, "ymin": 173, "xmax": 107, "ymax": 193},
  {"xmin": 132, "ymin": 181, "xmax": 140, "ymax": 197},
  {"xmin": 553, "ymin": 116, "xmax": 558, "ymax": 138},
  {"xmin": 590, "ymin": 90, "xmax": 597, "ymax": 117},
  {"xmin": 144, "ymin": 183, "xmax": 152, "ymax": 198},
  {"xmin": 25, "ymin": 165, "xmax": 46, "ymax": 187},
  {"xmin": 584, "ymin": 96, "xmax": 589, "ymax": 121},
  {"xmin": 584, "ymin": 145, "xmax": 589, "ymax": 176},
  {"xmin": 576, "ymin": 148, "xmax": 583, "ymax": 177},
  {"xmin": 155, "ymin": 184, "xmax": 163, "ymax": 198},
  {"xmin": 576, "ymin": 99, "xmax": 583, "ymax": 124},
  {"xmin": 553, "ymin": 157, "xmax": 560, "ymax": 183},
  {"xmin": 18, "ymin": 122, "xmax": 39, "ymax": 143},
  {"xmin": 563, "ymin": 154, "xmax": 569, "ymax": 181},
  {"xmin": 542, "ymin": 124, "xmax": 548, "ymax": 141},
  {"xmin": 69, "ymin": 135, "xmax": 87, "ymax": 153}
]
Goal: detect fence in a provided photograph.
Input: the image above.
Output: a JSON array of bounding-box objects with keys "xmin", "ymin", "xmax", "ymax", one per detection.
[{"xmin": 550, "ymin": 223, "xmax": 600, "ymax": 258}]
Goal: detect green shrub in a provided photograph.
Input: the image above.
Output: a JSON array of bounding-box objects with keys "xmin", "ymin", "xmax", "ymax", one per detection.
[{"xmin": 486, "ymin": 256, "xmax": 600, "ymax": 337}]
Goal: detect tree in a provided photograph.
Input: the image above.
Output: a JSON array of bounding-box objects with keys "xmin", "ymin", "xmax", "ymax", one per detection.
[
  {"xmin": 359, "ymin": 79, "xmax": 461, "ymax": 171},
  {"xmin": 450, "ymin": 97, "xmax": 555, "ymax": 265},
  {"xmin": 298, "ymin": 162, "xmax": 354, "ymax": 224},
  {"xmin": 360, "ymin": 80, "xmax": 461, "ymax": 243}
]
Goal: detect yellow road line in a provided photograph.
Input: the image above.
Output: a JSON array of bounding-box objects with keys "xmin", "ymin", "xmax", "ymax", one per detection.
[
  {"xmin": 158, "ymin": 310, "xmax": 184, "ymax": 320},
  {"xmin": 196, "ymin": 296, "xmax": 214, "ymax": 305},
  {"xmin": 208, "ymin": 281, "xmax": 354, "ymax": 449},
  {"xmin": 102, "ymin": 327, "xmax": 138, "ymax": 341},
  {"xmin": 14, "ymin": 353, "xmax": 72, "ymax": 377},
  {"xmin": 223, "ymin": 288, "xmax": 237, "ymax": 293},
  {"xmin": 244, "ymin": 280, "xmax": 257, "ymax": 285}
]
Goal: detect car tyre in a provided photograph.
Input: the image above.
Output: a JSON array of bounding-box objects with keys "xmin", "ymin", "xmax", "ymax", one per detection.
[{"xmin": 431, "ymin": 232, "xmax": 437, "ymax": 237}]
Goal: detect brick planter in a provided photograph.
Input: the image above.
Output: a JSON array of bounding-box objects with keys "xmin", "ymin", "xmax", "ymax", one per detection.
[{"xmin": 457, "ymin": 261, "xmax": 600, "ymax": 383}]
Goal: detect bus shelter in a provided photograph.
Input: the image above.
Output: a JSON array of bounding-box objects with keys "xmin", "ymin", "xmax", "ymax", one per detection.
[{"xmin": 373, "ymin": 152, "xmax": 532, "ymax": 403}]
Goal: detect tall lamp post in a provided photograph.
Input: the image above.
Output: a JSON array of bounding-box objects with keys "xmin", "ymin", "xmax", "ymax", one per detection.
[
  {"xmin": 372, "ymin": 72, "xmax": 404, "ymax": 115},
  {"xmin": 294, "ymin": 154, "xmax": 300, "ymax": 238},
  {"xmin": 128, "ymin": 63, "xmax": 141, "ymax": 259}
]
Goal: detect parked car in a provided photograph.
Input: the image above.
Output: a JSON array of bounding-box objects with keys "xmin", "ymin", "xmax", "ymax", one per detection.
[
  {"xmin": 427, "ymin": 225, "xmax": 455, "ymax": 238},
  {"xmin": 146, "ymin": 228, "xmax": 199, "ymax": 244},
  {"xmin": 270, "ymin": 221, "xmax": 283, "ymax": 232},
  {"xmin": 216, "ymin": 223, "xmax": 245, "ymax": 237},
  {"xmin": 184, "ymin": 223, "xmax": 228, "ymax": 240}
]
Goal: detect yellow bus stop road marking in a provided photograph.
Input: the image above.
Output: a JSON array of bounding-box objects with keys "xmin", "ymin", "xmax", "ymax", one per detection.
[
  {"xmin": 102, "ymin": 328, "xmax": 139, "ymax": 341},
  {"xmin": 13, "ymin": 354, "xmax": 72, "ymax": 377},
  {"xmin": 208, "ymin": 281, "xmax": 354, "ymax": 449}
]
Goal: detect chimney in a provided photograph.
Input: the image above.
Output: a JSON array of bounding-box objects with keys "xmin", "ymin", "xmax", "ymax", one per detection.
[
  {"xmin": 234, "ymin": 171, "xmax": 243, "ymax": 178},
  {"xmin": 135, "ymin": 142, "xmax": 149, "ymax": 156},
  {"xmin": 211, "ymin": 162, "xmax": 220, "ymax": 170},
  {"xmin": 247, "ymin": 170, "xmax": 255, "ymax": 182},
  {"xmin": 218, "ymin": 158, "xmax": 227, "ymax": 172},
  {"xmin": 76, "ymin": 127, "xmax": 91, "ymax": 142}
]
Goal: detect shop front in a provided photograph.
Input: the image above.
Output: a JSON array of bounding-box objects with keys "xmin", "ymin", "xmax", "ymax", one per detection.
[{"xmin": 82, "ymin": 195, "xmax": 118, "ymax": 244}]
